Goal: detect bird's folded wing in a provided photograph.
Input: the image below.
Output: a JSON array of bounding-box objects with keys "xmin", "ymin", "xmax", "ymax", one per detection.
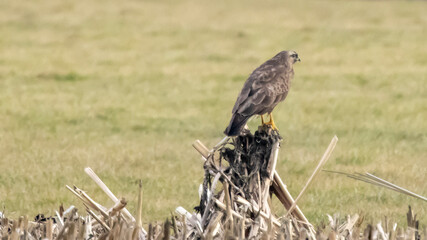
[
  {"xmin": 231, "ymin": 61, "xmax": 282, "ymax": 115},
  {"xmin": 232, "ymin": 84, "xmax": 251, "ymax": 114},
  {"xmin": 237, "ymin": 88, "xmax": 275, "ymax": 116}
]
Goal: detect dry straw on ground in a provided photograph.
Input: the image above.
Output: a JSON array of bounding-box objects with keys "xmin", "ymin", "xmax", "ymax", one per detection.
[{"xmin": 0, "ymin": 127, "xmax": 425, "ymax": 239}]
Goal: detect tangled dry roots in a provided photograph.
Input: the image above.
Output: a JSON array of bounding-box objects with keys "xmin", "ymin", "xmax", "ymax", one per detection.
[
  {"xmin": 222, "ymin": 128, "xmax": 282, "ymax": 189},
  {"xmin": 196, "ymin": 126, "xmax": 283, "ymax": 232}
]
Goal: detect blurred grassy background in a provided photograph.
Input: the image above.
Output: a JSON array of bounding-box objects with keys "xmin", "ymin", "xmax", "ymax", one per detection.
[{"xmin": 0, "ymin": 0, "xmax": 426, "ymax": 225}]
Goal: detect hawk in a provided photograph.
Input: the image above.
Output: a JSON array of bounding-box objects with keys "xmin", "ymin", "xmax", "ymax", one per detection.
[{"xmin": 224, "ymin": 50, "xmax": 300, "ymax": 136}]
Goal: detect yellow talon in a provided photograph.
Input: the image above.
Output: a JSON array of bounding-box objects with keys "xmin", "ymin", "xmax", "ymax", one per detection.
[{"xmin": 262, "ymin": 113, "xmax": 279, "ymax": 131}]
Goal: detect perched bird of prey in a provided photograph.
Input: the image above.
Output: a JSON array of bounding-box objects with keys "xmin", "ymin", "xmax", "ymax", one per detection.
[{"xmin": 224, "ymin": 50, "xmax": 300, "ymax": 136}]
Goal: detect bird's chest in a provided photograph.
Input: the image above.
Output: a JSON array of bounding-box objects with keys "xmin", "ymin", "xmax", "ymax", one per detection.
[{"xmin": 272, "ymin": 71, "xmax": 293, "ymax": 93}]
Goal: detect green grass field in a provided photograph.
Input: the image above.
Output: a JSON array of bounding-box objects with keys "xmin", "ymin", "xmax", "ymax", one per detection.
[{"xmin": 0, "ymin": 0, "xmax": 426, "ymax": 225}]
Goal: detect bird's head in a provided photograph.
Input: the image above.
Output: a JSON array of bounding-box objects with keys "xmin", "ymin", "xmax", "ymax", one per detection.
[
  {"xmin": 287, "ymin": 50, "xmax": 301, "ymax": 64},
  {"xmin": 273, "ymin": 50, "xmax": 301, "ymax": 65}
]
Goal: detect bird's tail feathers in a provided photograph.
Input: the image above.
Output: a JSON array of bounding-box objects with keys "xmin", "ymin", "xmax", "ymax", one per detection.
[{"xmin": 224, "ymin": 113, "xmax": 250, "ymax": 136}]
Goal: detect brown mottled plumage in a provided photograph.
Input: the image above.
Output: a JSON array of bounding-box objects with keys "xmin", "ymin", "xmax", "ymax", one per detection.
[{"xmin": 224, "ymin": 50, "xmax": 300, "ymax": 136}]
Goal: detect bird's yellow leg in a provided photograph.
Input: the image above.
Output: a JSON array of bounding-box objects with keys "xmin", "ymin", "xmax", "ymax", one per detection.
[
  {"xmin": 268, "ymin": 113, "xmax": 279, "ymax": 131},
  {"xmin": 263, "ymin": 114, "xmax": 272, "ymax": 125},
  {"xmin": 261, "ymin": 114, "xmax": 265, "ymax": 125}
]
